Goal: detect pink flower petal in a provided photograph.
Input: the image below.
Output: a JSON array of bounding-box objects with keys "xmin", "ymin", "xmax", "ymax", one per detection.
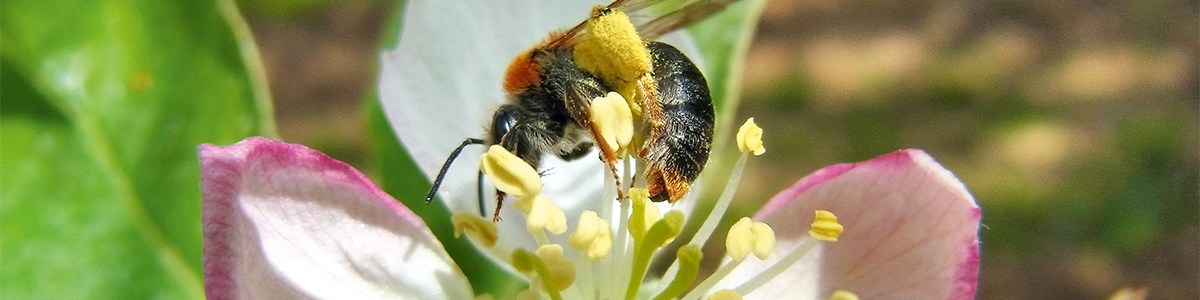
[
  {"xmin": 200, "ymin": 137, "xmax": 473, "ymax": 299},
  {"xmin": 721, "ymin": 149, "xmax": 980, "ymax": 299}
]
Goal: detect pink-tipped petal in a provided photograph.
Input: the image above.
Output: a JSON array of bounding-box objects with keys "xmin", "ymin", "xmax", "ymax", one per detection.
[
  {"xmin": 721, "ymin": 149, "xmax": 980, "ymax": 299},
  {"xmin": 200, "ymin": 137, "xmax": 473, "ymax": 299}
]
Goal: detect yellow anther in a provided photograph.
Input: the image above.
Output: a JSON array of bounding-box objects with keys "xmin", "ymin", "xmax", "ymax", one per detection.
[
  {"xmin": 809, "ymin": 210, "xmax": 844, "ymax": 241},
  {"xmin": 726, "ymin": 217, "xmax": 775, "ymax": 261},
  {"xmin": 589, "ymin": 92, "xmax": 635, "ymax": 157},
  {"xmin": 452, "ymin": 212, "xmax": 498, "ymax": 247},
  {"xmin": 525, "ymin": 195, "xmax": 567, "ymax": 235},
  {"xmin": 726, "ymin": 218, "xmax": 753, "ymax": 261},
  {"xmin": 736, "ymin": 118, "xmax": 766, "ymax": 156},
  {"xmin": 568, "ymin": 210, "xmax": 613, "ymax": 261},
  {"xmin": 829, "ymin": 290, "xmax": 860, "ymax": 300},
  {"xmin": 749, "ymin": 221, "xmax": 776, "ymax": 260},
  {"xmin": 536, "ymin": 244, "xmax": 577, "ymax": 292},
  {"xmin": 480, "ymin": 145, "xmax": 542, "ymax": 198},
  {"xmin": 707, "ymin": 289, "xmax": 744, "ymax": 300}
]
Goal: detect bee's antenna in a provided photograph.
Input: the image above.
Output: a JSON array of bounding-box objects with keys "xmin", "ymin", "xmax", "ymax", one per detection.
[
  {"xmin": 476, "ymin": 171, "xmax": 486, "ymax": 217},
  {"xmin": 425, "ymin": 138, "xmax": 487, "ymax": 204}
]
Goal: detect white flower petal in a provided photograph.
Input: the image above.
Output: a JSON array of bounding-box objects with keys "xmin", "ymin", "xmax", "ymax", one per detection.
[
  {"xmin": 378, "ymin": 1, "xmax": 702, "ymax": 250},
  {"xmin": 716, "ymin": 149, "xmax": 981, "ymax": 299},
  {"xmin": 201, "ymin": 137, "xmax": 473, "ymax": 299}
]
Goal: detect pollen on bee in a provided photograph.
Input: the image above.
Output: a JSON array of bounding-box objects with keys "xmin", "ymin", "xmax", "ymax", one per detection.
[
  {"xmin": 503, "ymin": 49, "xmax": 542, "ymax": 94},
  {"xmin": 572, "ymin": 7, "xmax": 652, "ymax": 87}
]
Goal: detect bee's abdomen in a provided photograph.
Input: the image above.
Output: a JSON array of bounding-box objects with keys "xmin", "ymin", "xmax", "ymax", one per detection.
[{"xmin": 647, "ymin": 41, "xmax": 715, "ymax": 182}]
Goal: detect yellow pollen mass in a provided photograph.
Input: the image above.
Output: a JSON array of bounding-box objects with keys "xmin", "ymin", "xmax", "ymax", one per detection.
[
  {"xmin": 809, "ymin": 210, "xmax": 845, "ymax": 241},
  {"xmin": 573, "ymin": 7, "xmax": 652, "ymax": 89}
]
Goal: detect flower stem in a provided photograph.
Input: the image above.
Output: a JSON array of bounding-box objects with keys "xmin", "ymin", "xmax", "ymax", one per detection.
[
  {"xmin": 681, "ymin": 257, "xmax": 744, "ymax": 300},
  {"xmin": 692, "ymin": 153, "xmax": 748, "ymax": 248},
  {"xmin": 734, "ymin": 238, "xmax": 819, "ymax": 294},
  {"xmin": 661, "ymin": 153, "xmax": 749, "ymax": 285}
]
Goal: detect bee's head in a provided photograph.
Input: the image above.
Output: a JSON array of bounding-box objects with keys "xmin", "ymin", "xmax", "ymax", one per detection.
[{"xmin": 488, "ymin": 105, "xmax": 521, "ymax": 146}]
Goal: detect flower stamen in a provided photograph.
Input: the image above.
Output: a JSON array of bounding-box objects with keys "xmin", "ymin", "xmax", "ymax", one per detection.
[
  {"xmin": 590, "ymin": 91, "xmax": 635, "ymax": 157},
  {"xmin": 663, "ymin": 118, "xmax": 764, "ymax": 285},
  {"xmin": 626, "ymin": 210, "xmax": 684, "ymax": 300},
  {"xmin": 683, "ymin": 218, "xmax": 774, "ymax": 300},
  {"xmin": 652, "ymin": 245, "xmax": 703, "ymax": 300},
  {"xmin": 568, "ymin": 210, "xmax": 613, "ymax": 261},
  {"xmin": 732, "ymin": 210, "xmax": 845, "ymax": 295},
  {"xmin": 809, "ymin": 210, "xmax": 844, "ymax": 241},
  {"xmin": 736, "ymin": 118, "xmax": 765, "ymax": 156},
  {"xmin": 480, "ymin": 145, "xmax": 542, "ymax": 198}
]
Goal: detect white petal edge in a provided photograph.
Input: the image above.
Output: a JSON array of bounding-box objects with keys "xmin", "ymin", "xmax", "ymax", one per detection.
[
  {"xmin": 201, "ymin": 137, "xmax": 474, "ymax": 299},
  {"xmin": 378, "ymin": 1, "xmax": 704, "ymax": 250},
  {"xmin": 713, "ymin": 149, "xmax": 981, "ymax": 299}
]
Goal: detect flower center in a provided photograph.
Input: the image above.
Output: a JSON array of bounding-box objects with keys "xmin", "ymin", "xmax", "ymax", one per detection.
[{"xmin": 454, "ymin": 112, "xmax": 847, "ymax": 299}]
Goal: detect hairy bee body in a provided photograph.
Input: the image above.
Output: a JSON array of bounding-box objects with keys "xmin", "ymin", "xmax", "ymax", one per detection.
[
  {"xmin": 427, "ymin": 2, "xmax": 728, "ymax": 220},
  {"xmin": 492, "ymin": 47, "xmax": 607, "ymax": 167},
  {"xmin": 492, "ymin": 39, "xmax": 713, "ymax": 207}
]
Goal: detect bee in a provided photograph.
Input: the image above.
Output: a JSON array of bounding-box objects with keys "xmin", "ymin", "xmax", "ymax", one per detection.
[{"xmin": 425, "ymin": 0, "xmax": 737, "ymax": 221}]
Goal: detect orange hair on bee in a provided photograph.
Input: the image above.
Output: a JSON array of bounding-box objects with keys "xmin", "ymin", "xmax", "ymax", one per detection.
[
  {"xmin": 502, "ymin": 50, "xmax": 541, "ymax": 94},
  {"xmin": 504, "ymin": 31, "xmax": 580, "ymax": 94}
]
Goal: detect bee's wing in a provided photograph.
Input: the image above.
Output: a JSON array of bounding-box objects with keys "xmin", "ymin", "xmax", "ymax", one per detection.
[
  {"xmin": 549, "ymin": 0, "xmax": 740, "ymax": 48},
  {"xmin": 628, "ymin": 0, "xmax": 742, "ymax": 40}
]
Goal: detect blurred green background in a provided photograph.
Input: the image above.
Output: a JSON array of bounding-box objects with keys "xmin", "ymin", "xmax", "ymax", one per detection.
[
  {"xmin": 246, "ymin": 0, "xmax": 1197, "ymax": 299},
  {"xmin": 2, "ymin": 0, "xmax": 1195, "ymax": 298}
]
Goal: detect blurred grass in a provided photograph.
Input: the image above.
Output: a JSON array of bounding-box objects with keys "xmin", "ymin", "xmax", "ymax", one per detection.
[{"xmin": 243, "ymin": 0, "xmax": 1198, "ymax": 298}]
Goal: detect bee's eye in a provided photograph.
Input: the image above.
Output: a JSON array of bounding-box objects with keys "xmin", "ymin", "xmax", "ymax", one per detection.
[{"xmin": 490, "ymin": 105, "xmax": 521, "ymax": 143}]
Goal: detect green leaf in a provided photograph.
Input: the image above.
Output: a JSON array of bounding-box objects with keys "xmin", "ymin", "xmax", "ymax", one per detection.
[{"xmin": 0, "ymin": 0, "xmax": 272, "ymax": 298}]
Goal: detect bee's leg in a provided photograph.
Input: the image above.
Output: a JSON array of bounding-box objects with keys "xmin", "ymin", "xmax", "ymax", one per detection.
[
  {"xmin": 494, "ymin": 123, "xmax": 546, "ymax": 221},
  {"xmin": 581, "ymin": 123, "xmax": 626, "ymax": 201},
  {"xmin": 493, "ymin": 189, "xmax": 506, "ymax": 222},
  {"xmin": 635, "ymin": 75, "xmax": 674, "ymax": 201},
  {"xmin": 556, "ymin": 76, "xmax": 626, "ymax": 200}
]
